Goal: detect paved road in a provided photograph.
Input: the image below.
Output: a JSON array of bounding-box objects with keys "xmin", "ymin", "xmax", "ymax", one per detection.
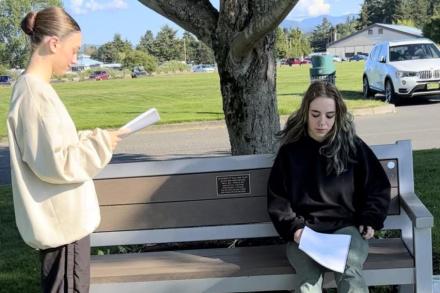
[
  {"xmin": 113, "ymin": 98, "xmax": 440, "ymax": 157},
  {"xmin": 1, "ymin": 99, "xmax": 440, "ymax": 185}
]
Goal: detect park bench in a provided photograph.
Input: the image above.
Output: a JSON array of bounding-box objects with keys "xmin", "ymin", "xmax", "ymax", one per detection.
[{"xmin": 90, "ymin": 139, "xmax": 433, "ymax": 293}]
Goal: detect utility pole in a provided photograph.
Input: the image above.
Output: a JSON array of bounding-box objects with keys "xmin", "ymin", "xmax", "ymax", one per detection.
[{"xmin": 183, "ymin": 37, "xmax": 187, "ymax": 64}]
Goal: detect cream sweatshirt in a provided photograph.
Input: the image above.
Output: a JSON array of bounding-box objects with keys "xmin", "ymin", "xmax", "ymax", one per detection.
[{"xmin": 7, "ymin": 74, "xmax": 113, "ymax": 249}]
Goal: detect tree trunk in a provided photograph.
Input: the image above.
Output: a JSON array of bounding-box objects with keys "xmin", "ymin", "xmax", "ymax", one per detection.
[
  {"xmin": 215, "ymin": 35, "xmax": 280, "ymax": 155},
  {"xmin": 137, "ymin": 0, "xmax": 298, "ymax": 155}
]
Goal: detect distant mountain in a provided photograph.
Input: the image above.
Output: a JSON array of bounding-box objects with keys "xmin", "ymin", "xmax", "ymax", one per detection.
[{"xmin": 281, "ymin": 14, "xmax": 358, "ymax": 33}]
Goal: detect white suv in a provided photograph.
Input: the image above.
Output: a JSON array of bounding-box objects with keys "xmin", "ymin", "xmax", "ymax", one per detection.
[{"xmin": 363, "ymin": 39, "xmax": 440, "ymax": 104}]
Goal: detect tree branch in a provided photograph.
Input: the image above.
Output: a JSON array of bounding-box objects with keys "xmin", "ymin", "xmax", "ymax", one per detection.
[
  {"xmin": 230, "ymin": 0, "xmax": 299, "ymax": 58},
  {"xmin": 137, "ymin": 0, "xmax": 219, "ymax": 48}
]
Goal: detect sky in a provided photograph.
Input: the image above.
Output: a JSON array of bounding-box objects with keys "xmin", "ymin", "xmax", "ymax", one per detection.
[{"xmin": 64, "ymin": 0, "xmax": 364, "ymax": 46}]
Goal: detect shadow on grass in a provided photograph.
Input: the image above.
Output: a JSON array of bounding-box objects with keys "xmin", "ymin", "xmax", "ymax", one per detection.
[
  {"xmin": 340, "ymin": 90, "xmax": 364, "ymax": 100},
  {"xmin": 278, "ymin": 90, "xmax": 365, "ymax": 101},
  {"xmin": 0, "ymin": 185, "xmax": 40, "ymax": 293},
  {"xmin": 0, "ymin": 145, "xmax": 10, "ymax": 186}
]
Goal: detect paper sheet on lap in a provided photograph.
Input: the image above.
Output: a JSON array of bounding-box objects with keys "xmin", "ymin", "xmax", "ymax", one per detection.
[{"xmin": 299, "ymin": 226, "xmax": 351, "ymax": 273}]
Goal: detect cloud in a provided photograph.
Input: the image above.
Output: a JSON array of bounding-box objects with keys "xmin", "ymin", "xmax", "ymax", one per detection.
[
  {"xmin": 69, "ymin": 0, "xmax": 128, "ymax": 14},
  {"xmin": 289, "ymin": 0, "xmax": 331, "ymax": 19}
]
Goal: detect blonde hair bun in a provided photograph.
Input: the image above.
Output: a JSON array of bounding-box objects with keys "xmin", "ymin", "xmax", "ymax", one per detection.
[{"xmin": 21, "ymin": 11, "xmax": 37, "ymax": 36}]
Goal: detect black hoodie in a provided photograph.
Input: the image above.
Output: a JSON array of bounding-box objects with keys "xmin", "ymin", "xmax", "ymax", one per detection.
[{"xmin": 267, "ymin": 135, "xmax": 391, "ymax": 242}]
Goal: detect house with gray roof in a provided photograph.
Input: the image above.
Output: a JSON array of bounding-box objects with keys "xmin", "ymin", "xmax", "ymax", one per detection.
[
  {"xmin": 71, "ymin": 54, "xmax": 122, "ymax": 71},
  {"xmin": 327, "ymin": 23, "xmax": 424, "ymax": 58},
  {"xmin": 71, "ymin": 54, "xmax": 103, "ymax": 71}
]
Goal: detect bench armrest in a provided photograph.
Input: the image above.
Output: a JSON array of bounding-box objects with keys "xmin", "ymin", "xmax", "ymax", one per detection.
[{"xmin": 400, "ymin": 192, "xmax": 434, "ymax": 229}]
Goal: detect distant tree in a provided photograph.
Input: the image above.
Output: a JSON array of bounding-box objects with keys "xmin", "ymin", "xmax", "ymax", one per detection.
[
  {"xmin": 394, "ymin": 18, "xmax": 416, "ymax": 27},
  {"xmin": 400, "ymin": 0, "xmax": 429, "ymax": 27},
  {"xmin": 0, "ymin": 42, "xmax": 7, "ymax": 68},
  {"xmin": 91, "ymin": 43, "xmax": 119, "ymax": 63},
  {"xmin": 357, "ymin": 0, "xmax": 384, "ymax": 29},
  {"xmin": 183, "ymin": 32, "xmax": 215, "ymax": 64},
  {"xmin": 358, "ymin": 0, "xmax": 432, "ymax": 29},
  {"xmin": 423, "ymin": 16, "xmax": 440, "ymax": 43},
  {"xmin": 82, "ymin": 44, "xmax": 97, "ymax": 56},
  {"xmin": 310, "ymin": 17, "xmax": 333, "ymax": 52},
  {"xmin": 0, "ymin": 0, "xmax": 62, "ymax": 68},
  {"xmin": 137, "ymin": 30, "xmax": 155, "ymax": 55},
  {"xmin": 335, "ymin": 16, "xmax": 358, "ymax": 39},
  {"xmin": 123, "ymin": 50, "xmax": 157, "ymax": 72},
  {"xmin": 192, "ymin": 40, "xmax": 215, "ymax": 64},
  {"xmin": 275, "ymin": 27, "xmax": 288, "ymax": 59},
  {"xmin": 382, "ymin": 0, "xmax": 404, "ymax": 24},
  {"xmin": 152, "ymin": 25, "xmax": 184, "ymax": 62},
  {"xmin": 286, "ymin": 28, "xmax": 311, "ymax": 57},
  {"xmin": 0, "ymin": 63, "xmax": 8, "ymax": 75},
  {"xmin": 92, "ymin": 34, "xmax": 132, "ymax": 63},
  {"xmin": 111, "ymin": 33, "xmax": 133, "ymax": 62}
]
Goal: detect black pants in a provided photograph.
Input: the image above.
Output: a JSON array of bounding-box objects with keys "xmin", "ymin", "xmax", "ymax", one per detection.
[{"xmin": 40, "ymin": 235, "xmax": 90, "ymax": 293}]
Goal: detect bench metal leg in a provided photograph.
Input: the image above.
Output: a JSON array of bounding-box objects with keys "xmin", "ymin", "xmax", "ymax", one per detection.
[
  {"xmin": 414, "ymin": 227, "xmax": 433, "ymax": 293},
  {"xmin": 398, "ymin": 284, "xmax": 414, "ymax": 293}
]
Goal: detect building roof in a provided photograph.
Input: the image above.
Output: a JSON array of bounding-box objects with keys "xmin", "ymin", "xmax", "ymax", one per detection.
[
  {"xmin": 72, "ymin": 54, "xmax": 103, "ymax": 68},
  {"xmin": 328, "ymin": 23, "xmax": 423, "ymax": 48},
  {"xmin": 376, "ymin": 23, "xmax": 423, "ymax": 37}
]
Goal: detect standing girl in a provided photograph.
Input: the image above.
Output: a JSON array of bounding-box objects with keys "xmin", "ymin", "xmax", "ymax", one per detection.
[
  {"xmin": 7, "ymin": 7, "xmax": 124, "ymax": 292},
  {"xmin": 267, "ymin": 81, "xmax": 391, "ymax": 292}
]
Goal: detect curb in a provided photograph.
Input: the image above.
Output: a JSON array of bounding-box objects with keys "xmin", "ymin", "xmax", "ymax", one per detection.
[{"xmin": 352, "ymin": 104, "xmax": 396, "ymax": 116}]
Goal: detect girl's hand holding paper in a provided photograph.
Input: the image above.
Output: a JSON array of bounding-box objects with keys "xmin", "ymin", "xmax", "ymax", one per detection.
[{"xmin": 119, "ymin": 108, "xmax": 160, "ymax": 137}]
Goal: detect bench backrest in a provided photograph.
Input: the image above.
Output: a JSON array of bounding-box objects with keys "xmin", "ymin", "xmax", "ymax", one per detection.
[{"xmin": 91, "ymin": 140, "xmax": 413, "ymax": 247}]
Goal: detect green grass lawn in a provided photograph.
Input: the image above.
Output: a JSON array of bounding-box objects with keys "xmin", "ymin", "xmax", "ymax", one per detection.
[
  {"xmin": 0, "ymin": 62, "xmax": 383, "ymax": 139},
  {"xmin": 0, "ymin": 148, "xmax": 439, "ymax": 292}
]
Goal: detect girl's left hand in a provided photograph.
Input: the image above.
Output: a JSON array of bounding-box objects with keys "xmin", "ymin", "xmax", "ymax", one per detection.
[
  {"xmin": 108, "ymin": 129, "xmax": 128, "ymax": 151},
  {"xmin": 359, "ymin": 225, "xmax": 374, "ymax": 240}
]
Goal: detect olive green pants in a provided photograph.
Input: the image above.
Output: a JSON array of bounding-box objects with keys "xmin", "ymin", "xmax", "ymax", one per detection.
[{"xmin": 286, "ymin": 226, "xmax": 369, "ymax": 293}]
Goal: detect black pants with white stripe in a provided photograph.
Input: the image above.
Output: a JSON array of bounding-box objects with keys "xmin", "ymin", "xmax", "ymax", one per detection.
[{"xmin": 40, "ymin": 235, "xmax": 90, "ymax": 293}]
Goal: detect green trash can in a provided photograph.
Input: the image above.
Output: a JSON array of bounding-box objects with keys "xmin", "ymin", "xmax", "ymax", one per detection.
[{"xmin": 309, "ymin": 55, "xmax": 336, "ymax": 84}]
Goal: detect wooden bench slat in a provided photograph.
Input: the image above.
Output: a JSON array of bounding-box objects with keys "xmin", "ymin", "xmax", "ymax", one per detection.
[
  {"xmin": 91, "ymin": 239, "xmax": 413, "ymax": 283},
  {"xmin": 97, "ymin": 197, "xmax": 269, "ymax": 232},
  {"xmin": 95, "ymin": 169, "xmax": 270, "ymax": 205}
]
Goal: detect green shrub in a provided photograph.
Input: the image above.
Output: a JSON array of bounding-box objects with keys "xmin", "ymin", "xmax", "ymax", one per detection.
[
  {"xmin": 0, "ymin": 64, "xmax": 8, "ymax": 75},
  {"xmin": 156, "ymin": 60, "xmax": 190, "ymax": 74}
]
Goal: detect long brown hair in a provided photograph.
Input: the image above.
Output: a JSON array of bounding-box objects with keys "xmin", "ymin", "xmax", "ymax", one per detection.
[
  {"xmin": 21, "ymin": 7, "xmax": 80, "ymax": 49},
  {"xmin": 278, "ymin": 81, "xmax": 357, "ymax": 175}
]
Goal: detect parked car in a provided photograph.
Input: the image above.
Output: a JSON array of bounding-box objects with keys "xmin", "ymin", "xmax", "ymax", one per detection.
[
  {"xmin": 0, "ymin": 75, "xmax": 13, "ymax": 86},
  {"xmin": 285, "ymin": 58, "xmax": 309, "ymax": 66},
  {"xmin": 131, "ymin": 67, "xmax": 148, "ymax": 78},
  {"xmin": 349, "ymin": 54, "xmax": 368, "ymax": 62},
  {"xmin": 89, "ymin": 70, "xmax": 109, "ymax": 80},
  {"xmin": 363, "ymin": 38, "xmax": 440, "ymax": 104},
  {"xmin": 192, "ymin": 64, "xmax": 216, "ymax": 73},
  {"xmin": 286, "ymin": 58, "xmax": 299, "ymax": 66},
  {"xmin": 332, "ymin": 55, "xmax": 342, "ymax": 62}
]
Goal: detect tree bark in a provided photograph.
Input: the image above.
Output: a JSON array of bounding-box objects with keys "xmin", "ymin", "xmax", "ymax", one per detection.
[
  {"xmin": 138, "ymin": 0, "xmax": 298, "ymax": 154},
  {"xmin": 216, "ymin": 34, "xmax": 280, "ymax": 154}
]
